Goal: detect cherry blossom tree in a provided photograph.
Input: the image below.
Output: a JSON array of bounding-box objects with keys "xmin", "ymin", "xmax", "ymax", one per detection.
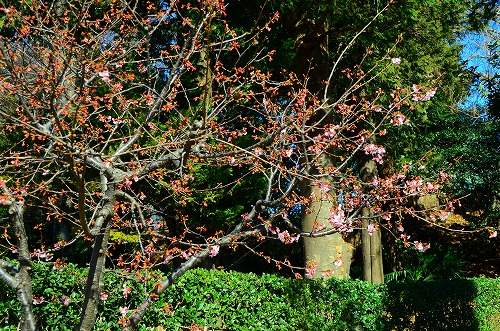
[{"xmin": 0, "ymin": 1, "xmax": 448, "ymax": 330}]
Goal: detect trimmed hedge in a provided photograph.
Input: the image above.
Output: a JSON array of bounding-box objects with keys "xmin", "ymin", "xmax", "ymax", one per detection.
[
  {"xmin": 385, "ymin": 279, "xmax": 500, "ymax": 331},
  {"xmin": 0, "ymin": 262, "xmax": 499, "ymax": 330}
]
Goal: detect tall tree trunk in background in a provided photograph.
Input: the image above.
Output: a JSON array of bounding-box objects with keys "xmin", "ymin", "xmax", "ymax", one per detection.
[
  {"xmin": 360, "ymin": 159, "xmax": 384, "ymax": 284},
  {"xmin": 295, "ymin": 15, "xmax": 354, "ymax": 279},
  {"xmin": 302, "ymin": 184, "xmax": 354, "ymax": 278}
]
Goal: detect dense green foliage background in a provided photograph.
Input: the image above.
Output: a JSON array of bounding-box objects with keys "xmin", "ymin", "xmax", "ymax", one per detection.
[{"xmin": 1, "ymin": 263, "xmax": 499, "ymax": 331}]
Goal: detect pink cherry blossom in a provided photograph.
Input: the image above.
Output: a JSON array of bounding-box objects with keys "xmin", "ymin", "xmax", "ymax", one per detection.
[
  {"xmin": 329, "ymin": 206, "xmax": 353, "ymax": 233},
  {"xmin": 329, "ymin": 205, "xmax": 345, "ymax": 227},
  {"xmin": 119, "ymin": 306, "xmax": 129, "ymax": 317},
  {"xmin": 414, "ymin": 241, "xmax": 430, "ymax": 252},
  {"xmin": 324, "ymin": 125, "xmax": 339, "ymax": 137},
  {"xmin": 112, "ymin": 117, "xmax": 124, "ymax": 125},
  {"xmin": 391, "ymin": 113, "xmax": 409, "ymax": 126},
  {"xmin": 367, "ymin": 223, "xmax": 376, "ymax": 236},
  {"xmin": 60, "ymin": 295, "xmax": 70, "ymax": 306},
  {"xmin": 405, "ymin": 178, "xmax": 423, "ymax": 194},
  {"xmin": 98, "ymin": 71, "xmax": 110, "ymax": 82},
  {"xmin": 440, "ymin": 210, "xmax": 450, "ymax": 220},
  {"xmin": 253, "ymin": 147, "xmax": 264, "ymax": 156},
  {"xmin": 363, "ymin": 143, "xmax": 386, "ymax": 164},
  {"xmin": 412, "ymin": 84, "xmax": 437, "ymax": 101},
  {"xmin": 318, "ymin": 182, "xmax": 331, "ymax": 194},
  {"xmin": 305, "ymin": 261, "xmax": 318, "ymax": 278},
  {"xmin": 277, "ymin": 230, "xmax": 300, "ymax": 244},
  {"xmin": 208, "ymin": 245, "xmax": 220, "ymax": 257},
  {"xmin": 391, "ymin": 57, "xmax": 401, "ymax": 65},
  {"xmin": 425, "ymin": 182, "xmax": 440, "ymax": 192},
  {"xmin": 122, "ymin": 284, "xmax": 132, "ymax": 298},
  {"xmin": 33, "ymin": 296, "xmax": 45, "ymax": 305},
  {"xmin": 282, "ymin": 148, "xmax": 294, "ymax": 158},
  {"xmin": 143, "ymin": 93, "xmax": 155, "ymax": 105}
]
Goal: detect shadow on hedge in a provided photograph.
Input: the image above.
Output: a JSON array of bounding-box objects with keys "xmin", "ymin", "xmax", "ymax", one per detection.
[{"xmin": 384, "ymin": 279, "xmax": 480, "ymax": 330}]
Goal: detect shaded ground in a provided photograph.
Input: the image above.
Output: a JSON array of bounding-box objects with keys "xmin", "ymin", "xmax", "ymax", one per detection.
[{"xmin": 419, "ymin": 221, "xmax": 499, "ymax": 278}]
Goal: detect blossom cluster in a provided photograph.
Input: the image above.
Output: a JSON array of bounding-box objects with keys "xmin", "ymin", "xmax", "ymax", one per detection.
[
  {"xmin": 367, "ymin": 223, "xmax": 376, "ymax": 236},
  {"xmin": 99, "ymin": 115, "xmax": 125, "ymax": 125},
  {"xmin": 208, "ymin": 245, "xmax": 220, "ymax": 257},
  {"xmin": 323, "ymin": 124, "xmax": 340, "ymax": 138},
  {"xmin": 31, "ymin": 249, "xmax": 53, "ymax": 261},
  {"xmin": 269, "ymin": 226, "xmax": 300, "ymax": 244},
  {"xmin": 412, "ymin": 84, "xmax": 437, "ymax": 102},
  {"xmin": 363, "ymin": 143, "xmax": 386, "ymax": 164},
  {"xmin": 391, "ymin": 57, "xmax": 401, "ymax": 65},
  {"xmin": 413, "ymin": 241, "xmax": 430, "ymax": 252},
  {"xmin": 305, "ymin": 261, "xmax": 318, "ymax": 278},
  {"xmin": 391, "ymin": 112, "xmax": 410, "ymax": 126},
  {"xmin": 328, "ymin": 205, "xmax": 353, "ymax": 233}
]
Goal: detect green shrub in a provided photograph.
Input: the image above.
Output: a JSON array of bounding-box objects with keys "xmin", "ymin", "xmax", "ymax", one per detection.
[
  {"xmin": 154, "ymin": 269, "xmax": 385, "ymax": 331},
  {"xmin": 0, "ymin": 262, "xmax": 499, "ymax": 330},
  {"xmin": 0, "ymin": 262, "xmax": 88, "ymax": 330},
  {"xmin": 384, "ymin": 278, "xmax": 500, "ymax": 331}
]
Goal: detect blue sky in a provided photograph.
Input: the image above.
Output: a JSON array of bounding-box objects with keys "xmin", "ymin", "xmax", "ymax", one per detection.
[{"xmin": 460, "ymin": 20, "xmax": 500, "ymax": 109}]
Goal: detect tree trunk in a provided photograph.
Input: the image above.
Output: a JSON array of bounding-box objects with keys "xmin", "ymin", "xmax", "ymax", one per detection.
[
  {"xmin": 10, "ymin": 202, "xmax": 37, "ymax": 331},
  {"xmin": 78, "ymin": 220, "xmax": 112, "ymax": 331},
  {"xmin": 302, "ymin": 184, "xmax": 353, "ymax": 279},
  {"xmin": 294, "ymin": 16, "xmax": 353, "ymax": 279},
  {"xmin": 370, "ymin": 223, "xmax": 384, "ymax": 283},
  {"xmin": 362, "ymin": 209, "xmax": 373, "ymax": 283},
  {"xmin": 360, "ymin": 159, "xmax": 384, "ymax": 284},
  {"xmin": 361, "ymin": 208, "xmax": 384, "ymax": 284}
]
